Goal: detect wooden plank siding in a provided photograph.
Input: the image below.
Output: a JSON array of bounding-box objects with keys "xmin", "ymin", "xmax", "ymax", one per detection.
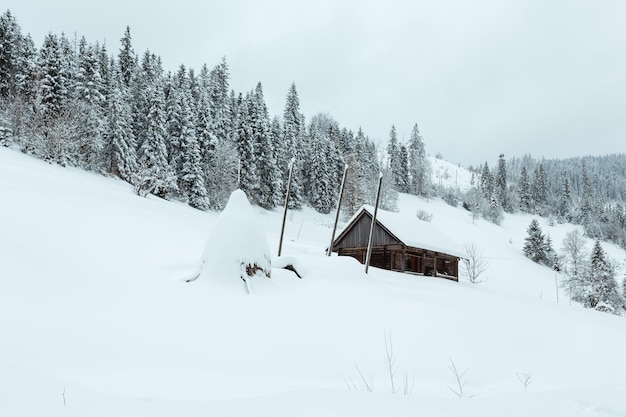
[
  {"xmin": 333, "ymin": 211, "xmax": 401, "ymax": 250},
  {"xmin": 333, "ymin": 209, "xmax": 460, "ymax": 282}
]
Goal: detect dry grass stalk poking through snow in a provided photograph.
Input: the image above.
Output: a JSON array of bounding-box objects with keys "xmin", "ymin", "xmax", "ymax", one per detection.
[{"xmin": 447, "ymin": 358, "xmax": 470, "ymax": 398}]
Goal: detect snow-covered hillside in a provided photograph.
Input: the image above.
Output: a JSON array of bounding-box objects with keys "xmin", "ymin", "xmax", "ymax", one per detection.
[
  {"xmin": 430, "ymin": 155, "xmax": 474, "ymax": 191},
  {"xmin": 1, "ymin": 147, "xmax": 625, "ymax": 417}
]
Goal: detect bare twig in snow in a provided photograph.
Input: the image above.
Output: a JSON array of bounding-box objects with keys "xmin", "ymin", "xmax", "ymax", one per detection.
[
  {"xmin": 401, "ymin": 372, "xmax": 415, "ymax": 396},
  {"xmin": 447, "ymin": 358, "xmax": 469, "ymax": 398},
  {"xmin": 384, "ymin": 329, "xmax": 398, "ymax": 393},
  {"xmin": 516, "ymin": 370, "xmax": 535, "ymax": 390},
  {"xmin": 354, "ymin": 362, "xmax": 374, "ymax": 392}
]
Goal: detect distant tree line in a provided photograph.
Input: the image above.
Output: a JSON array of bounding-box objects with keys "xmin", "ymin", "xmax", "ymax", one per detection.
[{"xmin": 444, "ymin": 153, "xmax": 626, "ymax": 252}]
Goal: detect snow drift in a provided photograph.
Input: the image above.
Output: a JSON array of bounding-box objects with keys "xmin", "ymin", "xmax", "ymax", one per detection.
[{"xmin": 201, "ymin": 189, "xmax": 271, "ymax": 290}]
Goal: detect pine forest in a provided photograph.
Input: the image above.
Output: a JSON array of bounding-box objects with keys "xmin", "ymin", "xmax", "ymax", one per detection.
[{"xmin": 1, "ymin": 10, "xmax": 625, "ymax": 256}]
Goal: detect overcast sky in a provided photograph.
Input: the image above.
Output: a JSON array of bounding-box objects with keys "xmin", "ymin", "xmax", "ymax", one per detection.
[{"xmin": 5, "ymin": 0, "xmax": 626, "ymax": 166}]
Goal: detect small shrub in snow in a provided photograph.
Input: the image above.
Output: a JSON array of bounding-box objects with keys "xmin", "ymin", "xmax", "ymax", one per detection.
[
  {"xmin": 515, "ymin": 370, "xmax": 535, "ymax": 390},
  {"xmin": 416, "ymin": 209, "xmax": 432, "ymax": 222},
  {"xmin": 462, "ymin": 242, "xmax": 488, "ymax": 283},
  {"xmin": 442, "ymin": 187, "xmax": 460, "ymax": 207}
]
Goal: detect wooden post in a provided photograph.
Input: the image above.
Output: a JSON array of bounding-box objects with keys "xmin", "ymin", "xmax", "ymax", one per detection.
[
  {"xmin": 278, "ymin": 158, "xmax": 295, "ymax": 257},
  {"xmin": 555, "ymin": 272, "xmax": 559, "ymax": 303},
  {"xmin": 327, "ymin": 164, "xmax": 349, "ymax": 256},
  {"xmin": 365, "ymin": 172, "xmax": 383, "ymax": 274}
]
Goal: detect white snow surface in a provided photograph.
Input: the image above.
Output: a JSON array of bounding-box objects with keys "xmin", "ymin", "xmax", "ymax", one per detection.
[
  {"xmin": 1, "ymin": 147, "xmax": 626, "ymax": 416},
  {"xmin": 430, "ymin": 155, "xmax": 474, "ymax": 191},
  {"xmin": 200, "ymin": 189, "xmax": 271, "ymax": 292}
]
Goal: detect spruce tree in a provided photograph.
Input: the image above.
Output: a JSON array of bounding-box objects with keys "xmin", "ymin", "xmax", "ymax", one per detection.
[
  {"xmin": 577, "ymin": 160, "xmax": 596, "ymax": 230},
  {"xmin": 407, "ymin": 123, "xmax": 431, "ymax": 197},
  {"xmin": 118, "ymin": 26, "xmax": 136, "ymax": 88},
  {"xmin": 387, "ymin": 125, "xmax": 407, "ymax": 192},
  {"xmin": 282, "ymin": 83, "xmax": 304, "ymax": 209},
  {"xmin": 380, "ymin": 168, "xmax": 399, "ymax": 212},
  {"xmin": 531, "ymin": 162, "xmax": 547, "ymax": 213},
  {"xmin": 479, "ymin": 162, "xmax": 494, "ymax": 200},
  {"xmin": 75, "ymin": 39, "xmax": 106, "ymax": 171},
  {"xmin": 107, "ymin": 61, "xmax": 137, "ymax": 183},
  {"xmin": 195, "ymin": 64, "xmax": 218, "ymax": 181},
  {"xmin": 251, "ymin": 83, "xmax": 281, "ymax": 209},
  {"xmin": 342, "ymin": 128, "xmax": 371, "ymax": 218},
  {"xmin": 37, "ymin": 33, "xmax": 69, "ymax": 120},
  {"xmin": 495, "ymin": 154, "xmax": 512, "ymax": 212},
  {"xmin": 0, "ymin": 10, "xmax": 25, "ymax": 98},
  {"xmin": 523, "ymin": 219, "xmax": 548, "ymax": 264},
  {"xmin": 208, "ymin": 57, "xmax": 231, "ymax": 144},
  {"xmin": 399, "ymin": 144, "xmax": 409, "ymax": 193},
  {"xmin": 173, "ymin": 74, "xmax": 208, "ymax": 210},
  {"xmin": 556, "ymin": 174, "xmax": 572, "ymax": 222},
  {"xmin": 233, "ymin": 92, "xmax": 257, "ymax": 198},
  {"xmin": 485, "ymin": 190, "xmax": 504, "ymax": 225},
  {"xmin": 305, "ymin": 114, "xmax": 340, "ymax": 214},
  {"xmin": 518, "ymin": 166, "xmax": 531, "ymax": 212},
  {"xmin": 584, "ymin": 241, "xmax": 624, "ymax": 314},
  {"xmin": 136, "ymin": 79, "xmax": 177, "ymax": 198}
]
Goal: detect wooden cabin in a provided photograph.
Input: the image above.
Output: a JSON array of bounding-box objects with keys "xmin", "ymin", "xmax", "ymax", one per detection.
[{"xmin": 331, "ymin": 206, "xmax": 464, "ymax": 281}]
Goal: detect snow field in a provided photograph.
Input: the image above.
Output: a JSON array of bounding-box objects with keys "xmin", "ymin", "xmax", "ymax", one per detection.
[{"xmin": 1, "ymin": 147, "xmax": 625, "ymax": 416}]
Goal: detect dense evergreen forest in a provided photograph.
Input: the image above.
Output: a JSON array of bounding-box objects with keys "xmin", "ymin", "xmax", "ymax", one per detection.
[{"xmin": 1, "ymin": 10, "xmax": 624, "ymax": 252}]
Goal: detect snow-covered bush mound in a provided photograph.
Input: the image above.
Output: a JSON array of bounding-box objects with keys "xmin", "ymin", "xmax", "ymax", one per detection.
[{"xmin": 201, "ymin": 189, "xmax": 271, "ymax": 286}]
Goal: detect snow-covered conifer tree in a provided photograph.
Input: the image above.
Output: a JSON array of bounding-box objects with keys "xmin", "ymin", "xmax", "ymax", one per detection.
[
  {"xmin": 251, "ymin": 83, "xmax": 281, "ymax": 209},
  {"xmin": 518, "ymin": 166, "xmax": 531, "ymax": 212},
  {"xmin": 386, "ymin": 125, "xmax": 408, "ymax": 192},
  {"xmin": 0, "ymin": 10, "xmax": 27, "ymax": 98},
  {"xmin": 233, "ymin": 92, "xmax": 257, "ymax": 198},
  {"xmin": 495, "ymin": 154, "xmax": 512, "ymax": 212},
  {"xmin": 75, "ymin": 39, "xmax": 106, "ymax": 171},
  {"xmin": 571, "ymin": 241, "xmax": 625, "ymax": 314},
  {"xmin": 523, "ymin": 219, "xmax": 548, "ymax": 264},
  {"xmin": 175, "ymin": 81, "xmax": 208, "ymax": 210},
  {"xmin": 556, "ymin": 174, "xmax": 572, "ymax": 222},
  {"xmin": 118, "ymin": 26, "xmax": 135, "ymax": 88},
  {"xmin": 195, "ymin": 64, "xmax": 218, "ymax": 181},
  {"xmin": 407, "ymin": 123, "xmax": 431, "ymax": 197},
  {"xmin": 107, "ymin": 60, "xmax": 137, "ymax": 183},
  {"xmin": 281, "ymin": 83, "xmax": 304, "ymax": 209},
  {"xmin": 380, "ymin": 168, "xmax": 399, "ymax": 212},
  {"xmin": 304, "ymin": 114, "xmax": 338, "ymax": 214},
  {"xmin": 531, "ymin": 162, "xmax": 547, "ymax": 213},
  {"xmin": 208, "ymin": 57, "xmax": 231, "ymax": 144},
  {"xmin": 135, "ymin": 78, "xmax": 177, "ymax": 198}
]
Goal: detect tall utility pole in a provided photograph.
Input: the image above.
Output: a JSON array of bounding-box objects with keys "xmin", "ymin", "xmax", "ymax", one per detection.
[
  {"xmin": 327, "ymin": 164, "xmax": 348, "ymax": 256},
  {"xmin": 278, "ymin": 158, "xmax": 295, "ymax": 257},
  {"xmin": 365, "ymin": 172, "xmax": 383, "ymax": 274}
]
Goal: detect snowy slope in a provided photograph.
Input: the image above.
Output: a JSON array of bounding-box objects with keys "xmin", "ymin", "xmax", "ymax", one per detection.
[
  {"xmin": 1, "ymin": 147, "xmax": 625, "ymax": 417},
  {"xmin": 430, "ymin": 155, "xmax": 474, "ymax": 191}
]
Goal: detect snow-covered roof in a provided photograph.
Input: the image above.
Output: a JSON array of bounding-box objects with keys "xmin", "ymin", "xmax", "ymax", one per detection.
[{"xmin": 338, "ymin": 205, "xmax": 466, "ymax": 258}]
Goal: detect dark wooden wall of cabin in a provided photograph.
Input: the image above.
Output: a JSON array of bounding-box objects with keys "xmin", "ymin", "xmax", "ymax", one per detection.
[{"xmin": 333, "ymin": 212, "xmax": 399, "ymax": 250}]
